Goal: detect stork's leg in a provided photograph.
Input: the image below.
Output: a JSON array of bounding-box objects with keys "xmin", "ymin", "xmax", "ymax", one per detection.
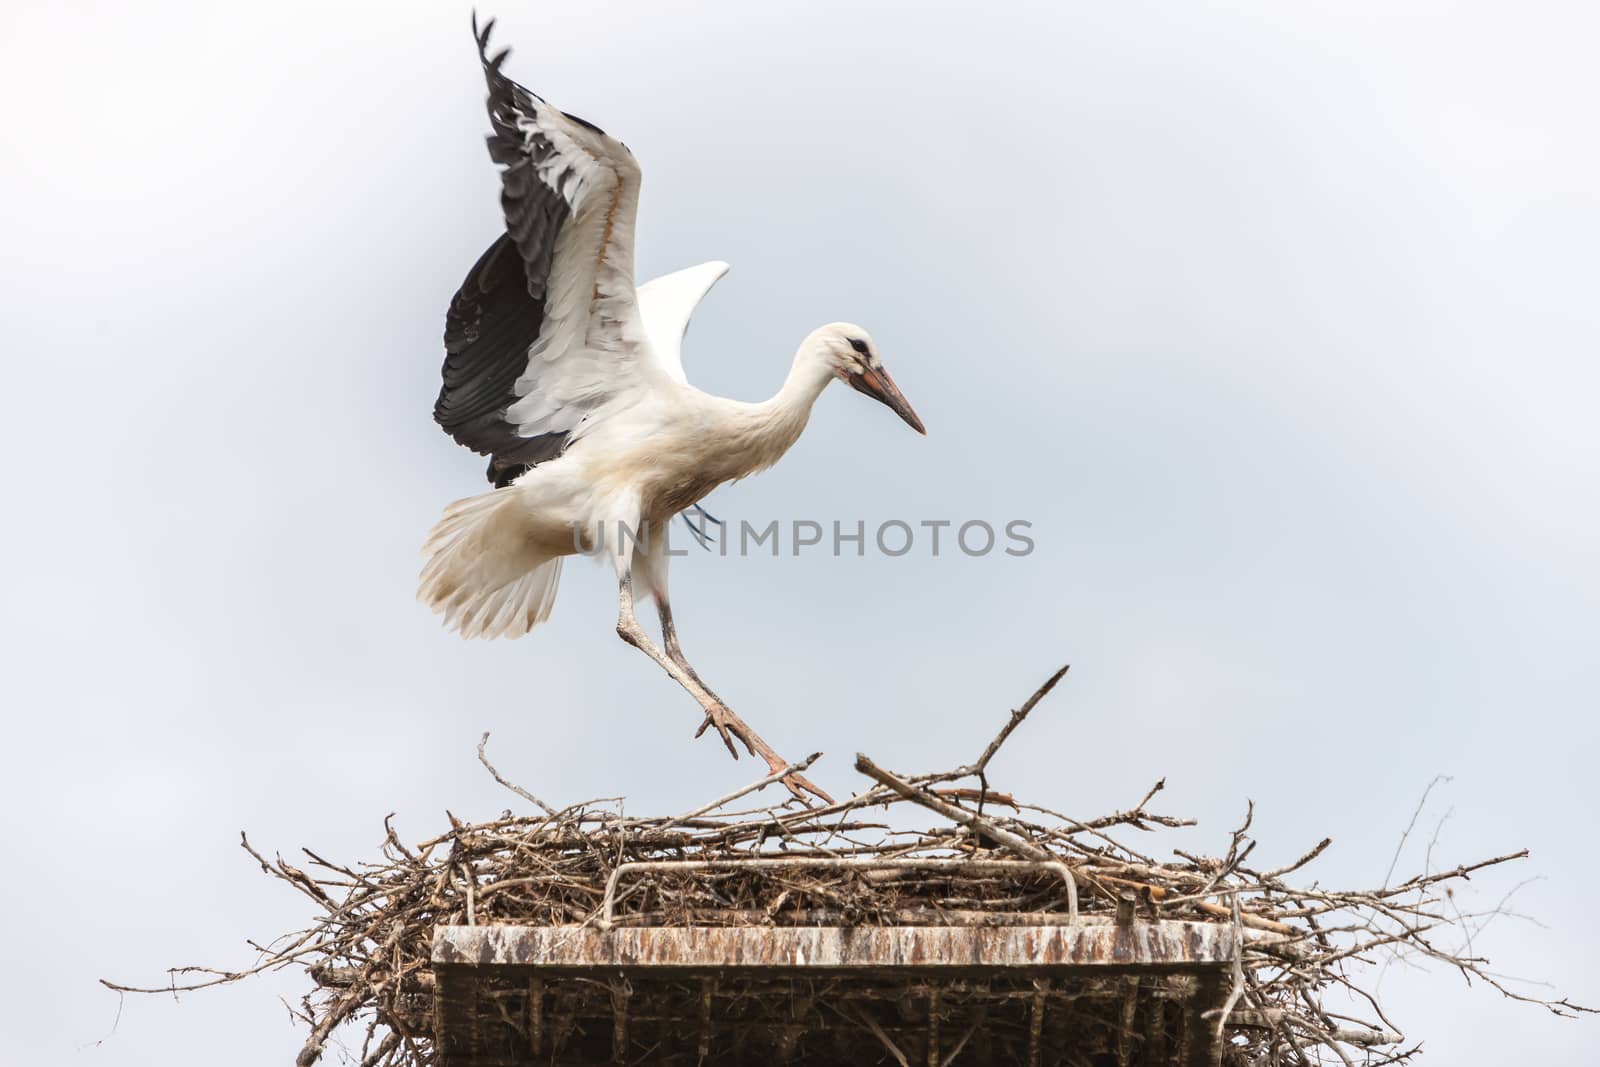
[
  {"xmin": 657, "ymin": 599, "xmax": 725, "ymax": 707},
  {"xmin": 659, "ymin": 598, "xmax": 739, "ymax": 759},
  {"xmin": 615, "ymin": 567, "xmax": 831, "ymax": 804},
  {"xmin": 636, "ymin": 524, "xmax": 738, "ymax": 754},
  {"xmin": 657, "ymin": 599, "xmax": 765, "ymax": 763},
  {"xmin": 657, "ymin": 602, "xmax": 774, "ymax": 766}
]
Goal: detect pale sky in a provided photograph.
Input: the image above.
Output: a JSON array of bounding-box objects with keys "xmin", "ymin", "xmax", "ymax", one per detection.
[{"xmin": 2, "ymin": 1, "xmax": 1596, "ymax": 1062}]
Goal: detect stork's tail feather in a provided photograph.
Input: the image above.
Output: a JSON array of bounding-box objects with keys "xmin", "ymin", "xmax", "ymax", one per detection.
[{"xmin": 418, "ymin": 488, "xmax": 562, "ymax": 640}]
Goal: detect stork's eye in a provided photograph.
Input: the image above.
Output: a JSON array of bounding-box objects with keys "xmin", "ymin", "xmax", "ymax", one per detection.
[{"xmin": 847, "ymin": 337, "xmax": 869, "ymax": 356}]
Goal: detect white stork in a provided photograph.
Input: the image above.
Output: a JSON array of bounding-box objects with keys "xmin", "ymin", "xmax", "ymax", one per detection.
[{"xmin": 421, "ymin": 17, "xmax": 925, "ymax": 801}]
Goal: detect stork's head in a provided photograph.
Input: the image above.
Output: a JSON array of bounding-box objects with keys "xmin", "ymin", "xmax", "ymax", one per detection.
[{"xmin": 813, "ymin": 323, "xmax": 926, "ymax": 434}]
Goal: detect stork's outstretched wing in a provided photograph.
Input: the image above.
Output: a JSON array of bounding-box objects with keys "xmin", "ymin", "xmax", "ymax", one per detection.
[
  {"xmin": 636, "ymin": 260, "xmax": 730, "ymax": 384},
  {"xmin": 437, "ymin": 16, "xmax": 657, "ymax": 485}
]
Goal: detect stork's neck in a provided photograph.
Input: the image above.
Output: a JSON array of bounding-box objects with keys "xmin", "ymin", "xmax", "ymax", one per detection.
[
  {"xmin": 731, "ymin": 339, "xmax": 835, "ymax": 474},
  {"xmin": 773, "ymin": 342, "xmax": 836, "ymax": 415}
]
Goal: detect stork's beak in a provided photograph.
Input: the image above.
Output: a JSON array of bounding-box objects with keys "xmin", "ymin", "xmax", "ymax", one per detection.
[{"xmin": 848, "ymin": 365, "xmax": 926, "ymax": 435}]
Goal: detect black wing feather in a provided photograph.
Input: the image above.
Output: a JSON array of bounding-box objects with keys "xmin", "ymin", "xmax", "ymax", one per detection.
[
  {"xmin": 434, "ymin": 17, "xmax": 610, "ymax": 484},
  {"xmin": 437, "ymin": 233, "xmax": 567, "ymax": 475}
]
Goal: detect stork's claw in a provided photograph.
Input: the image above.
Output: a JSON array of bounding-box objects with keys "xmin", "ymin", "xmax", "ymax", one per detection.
[
  {"xmin": 694, "ymin": 704, "xmax": 741, "ymax": 760},
  {"xmin": 693, "ymin": 705, "xmax": 833, "ymax": 805},
  {"xmin": 771, "ymin": 763, "xmax": 834, "ymax": 806}
]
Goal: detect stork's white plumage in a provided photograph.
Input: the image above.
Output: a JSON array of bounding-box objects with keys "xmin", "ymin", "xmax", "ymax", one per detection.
[{"xmin": 421, "ymin": 18, "xmax": 925, "ymax": 801}]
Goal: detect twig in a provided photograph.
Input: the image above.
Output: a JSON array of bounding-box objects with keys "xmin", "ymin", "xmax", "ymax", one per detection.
[
  {"xmin": 1130, "ymin": 778, "xmax": 1165, "ymax": 816},
  {"xmin": 970, "ymin": 663, "xmax": 1070, "ymax": 776},
  {"xmin": 1264, "ymin": 838, "xmax": 1333, "ymax": 882},
  {"xmin": 851, "ymin": 1007, "xmax": 910, "ymax": 1067},
  {"xmin": 1383, "ymin": 775, "xmax": 1452, "ymax": 888},
  {"xmin": 854, "ymin": 753, "xmax": 1052, "ymax": 863},
  {"xmin": 476, "ymin": 732, "xmax": 557, "ymax": 816},
  {"xmin": 1212, "ymin": 892, "xmax": 1247, "ymax": 1042},
  {"xmin": 648, "ymin": 752, "xmax": 823, "ymax": 832}
]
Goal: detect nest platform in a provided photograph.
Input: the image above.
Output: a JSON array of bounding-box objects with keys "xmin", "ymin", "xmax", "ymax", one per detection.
[{"xmin": 108, "ymin": 667, "xmax": 1588, "ymax": 1065}]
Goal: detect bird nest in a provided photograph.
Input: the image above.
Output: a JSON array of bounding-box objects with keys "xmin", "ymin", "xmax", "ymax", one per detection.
[{"xmin": 106, "ymin": 667, "xmax": 1589, "ymax": 1066}]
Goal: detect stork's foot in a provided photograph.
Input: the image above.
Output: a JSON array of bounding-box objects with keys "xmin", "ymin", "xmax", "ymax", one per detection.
[
  {"xmin": 693, "ymin": 705, "xmax": 833, "ymax": 806},
  {"xmin": 768, "ymin": 760, "xmax": 835, "ymax": 807},
  {"xmin": 693, "ymin": 703, "xmax": 741, "ymax": 760}
]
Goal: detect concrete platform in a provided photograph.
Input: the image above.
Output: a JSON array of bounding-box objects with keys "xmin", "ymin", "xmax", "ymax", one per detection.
[{"xmin": 431, "ymin": 920, "xmax": 1234, "ymax": 1065}]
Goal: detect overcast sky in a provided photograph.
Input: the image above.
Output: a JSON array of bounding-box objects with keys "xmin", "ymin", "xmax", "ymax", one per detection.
[{"xmin": 3, "ymin": 1, "xmax": 1596, "ymax": 1062}]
